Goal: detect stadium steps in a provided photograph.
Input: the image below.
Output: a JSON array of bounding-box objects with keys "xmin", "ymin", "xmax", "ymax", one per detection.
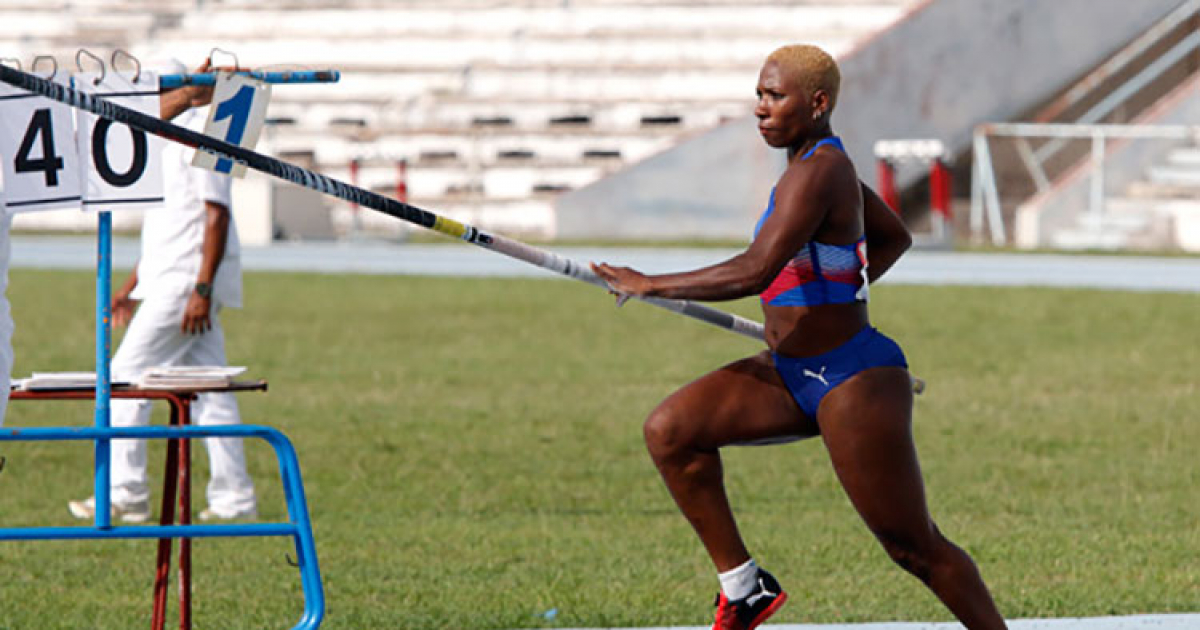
[
  {"xmin": 1163, "ymin": 146, "xmax": 1200, "ymax": 166},
  {"xmin": 4, "ymin": 0, "xmax": 915, "ymax": 239},
  {"xmin": 1146, "ymin": 165, "xmax": 1200, "ymax": 187},
  {"xmin": 1048, "ymin": 194, "xmax": 1200, "ymax": 252},
  {"xmin": 318, "ymin": 162, "xmax": 612, "ymax": 200},
  {"xmin": 171, "ymin": 5, "xmax": 902, "ymax": 39},
  {"xmin": 1047, "ymin": 141, "xmax": 1200, "ymax": 252},
  {"xmin": 262, "ymin": 128, "xmax": 676, "ymax": 166},
  {"xmin": 1050, "ymin": 143, "xmax": 1200, "ymax": 252}
]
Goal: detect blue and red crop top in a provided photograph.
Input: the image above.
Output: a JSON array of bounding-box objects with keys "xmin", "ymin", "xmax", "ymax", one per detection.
[{"xmin": 754, "ymin": 136, "xmax": 869, "ymax": 307}]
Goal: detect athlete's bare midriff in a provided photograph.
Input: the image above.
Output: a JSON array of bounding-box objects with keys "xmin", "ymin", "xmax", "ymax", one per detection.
[{"xmin": 762, "ymin": 301, "xmax": 869, "ymax": 357}]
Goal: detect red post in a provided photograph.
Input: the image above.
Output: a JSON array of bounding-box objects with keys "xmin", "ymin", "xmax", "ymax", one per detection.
[
  {"xmin": 929, "ymin": 158, "xmax": 952, "ymax": 220},
  {"xmin": 348, "ymin": 159, "xmax": 360, "ymax": 213},
  {"xmin": 395, "ymin": 159, "xmax": 408, "ymax": 203},
  {"xmin": 876, "ymin": 158, "xmax": 900, "ymax": 214}
]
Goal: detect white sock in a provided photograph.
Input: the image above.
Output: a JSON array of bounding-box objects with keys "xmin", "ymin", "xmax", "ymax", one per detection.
[{"xmin": 718, "ymin": 558, "xmax": 759, "ymax": 601}]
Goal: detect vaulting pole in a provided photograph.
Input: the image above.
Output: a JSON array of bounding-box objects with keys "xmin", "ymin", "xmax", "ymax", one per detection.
[{"xmin": 0, "ymin": 64, "xmax": 767, "ymax": 340}]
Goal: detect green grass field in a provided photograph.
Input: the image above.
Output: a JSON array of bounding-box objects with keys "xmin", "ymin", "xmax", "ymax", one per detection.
[{"xmin": 1, "ymin": 269, "xmax": 1197, "ymax": 629}]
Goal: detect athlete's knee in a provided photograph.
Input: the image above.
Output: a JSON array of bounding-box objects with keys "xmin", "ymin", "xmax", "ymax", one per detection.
[
  {"xmin": 643, "ymin": 403, "xmax": 694, "ymax": 461},
  {"xmin": 875, "ymin": 526, "xmax": 945, "ymax": 584}
]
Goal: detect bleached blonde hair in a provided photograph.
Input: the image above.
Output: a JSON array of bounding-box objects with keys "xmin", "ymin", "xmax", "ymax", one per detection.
[{"xmin": 766, "ymin": 44, "xmax": 841, "ymax": 112}]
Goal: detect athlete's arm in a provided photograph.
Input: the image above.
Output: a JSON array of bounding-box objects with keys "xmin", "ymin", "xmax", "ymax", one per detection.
[
  {"xmin": 861, "ymin": 182, "xmax": 911, "ymax": 283},
  {"xmin": 112, "ymin": 266, "xmax": 140, "ymax": 327},
  {"xmin": 180, "ymin": 200, "xmax": 229, "ymax": 335},
  {"xmin": 593, "ymin": 155, "xmax": 847, "ymax": 301}
]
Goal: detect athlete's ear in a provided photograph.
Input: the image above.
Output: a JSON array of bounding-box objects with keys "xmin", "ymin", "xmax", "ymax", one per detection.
[{"xmin": 811, "ymin": 89, "xmax": 830, "ymax": 120}]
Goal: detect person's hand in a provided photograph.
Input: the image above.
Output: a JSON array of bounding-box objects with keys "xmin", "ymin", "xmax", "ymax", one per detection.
[
  {"xmin": 590, "ymin": 262, "xmax": 652, "ymax": 306},
  {"xmin": 160, "ymin": 58, "xmax": 251, "ymax": 120},
  {"xmin": 178, "ymin": 59, "xmax": 248, "ymax": 107},
  {"xmin": 176, "ymin": 58, "xmax": 217, "ymax": 108},
  {"xmin": 111, "ymin": 293, "xmax": 139, "ymax": 327},
  {"xmin": 181, "ymin": 293, "xmax": 212, "ymax": 335}
]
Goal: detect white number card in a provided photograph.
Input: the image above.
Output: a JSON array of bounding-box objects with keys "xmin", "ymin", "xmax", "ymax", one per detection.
[
  {"xmin": 0, "ymin": 75, "xmax": 83, "ymax": 212},
  {"xmin": 192, "ymin": 72, "xmax": 271, "ymax": 178},
  {"xmin": 75, "ymin": 70, "xmax": 164, "ymax": 211}
]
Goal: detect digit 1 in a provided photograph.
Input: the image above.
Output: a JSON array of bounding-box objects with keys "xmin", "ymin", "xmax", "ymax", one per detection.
[
  {"xmin": 15, "ymin": 108, "xmax": 65, "ymax": 187},
  {"xmin": 212, "ymin": 84, "xmax": 255, "ymax": 173}
]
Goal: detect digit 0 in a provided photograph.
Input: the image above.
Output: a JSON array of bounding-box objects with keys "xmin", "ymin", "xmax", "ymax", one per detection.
[{"xmin": 91, "ymin": 118, "xmax": 148, "ymax": 187}]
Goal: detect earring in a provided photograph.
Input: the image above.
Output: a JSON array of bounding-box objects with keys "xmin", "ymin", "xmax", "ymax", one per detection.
[{"xmin": 812, "ymin": 111, "xmax": 821, "ymax": 120}]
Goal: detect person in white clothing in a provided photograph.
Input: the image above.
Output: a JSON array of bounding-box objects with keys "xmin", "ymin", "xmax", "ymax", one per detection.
[{"xmin": 69, "ymin": 58, "xmax": 256, "ymax": 522}]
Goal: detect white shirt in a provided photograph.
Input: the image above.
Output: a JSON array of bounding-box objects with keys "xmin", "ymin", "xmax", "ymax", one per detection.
[
  {"xmin": 0, "ymin": 180, "xmax": 9, "ymax": 306},
  {"xmin": 131, "ymin": 107, "xmax": 242, "ymax": 308}
]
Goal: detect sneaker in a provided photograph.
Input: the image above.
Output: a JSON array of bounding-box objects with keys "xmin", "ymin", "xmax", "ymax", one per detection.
[
  {"xmin": 198, "ymin": 506, "xmax": 257, "ymax": 521},
  {"xmin": 711, "ymin": 568, "xmax": 788, "ymax": 630},
  {"xmin": 67, "ymin": 496, "xmax": 152, "ymax": 523}
]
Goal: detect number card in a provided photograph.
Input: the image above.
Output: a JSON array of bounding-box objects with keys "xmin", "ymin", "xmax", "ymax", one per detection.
[
  {"xmin": 75, "ymin": 70, "xmax": 164, "ymax": 211},
  {"xmin": 192, "ymin": 72, "xmax": 271, "ymax": 178},
  {"xmin": 0, "ymin": 75, "xmax": 83, "ymax": 212}
]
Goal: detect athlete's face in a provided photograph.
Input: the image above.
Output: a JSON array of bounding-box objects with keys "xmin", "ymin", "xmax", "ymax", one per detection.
[{"xmin": 754, "ymin": 60, "xmax": 826, "ymax": 148}]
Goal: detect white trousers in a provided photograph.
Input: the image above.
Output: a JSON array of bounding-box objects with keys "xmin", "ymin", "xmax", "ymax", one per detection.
[
  {"xmin": 0, "ymin": 295, "xmax": 11, "ymax": 427},
  {"xmin": 109, "ymin": 293, "xmax": 255, "ymax": 513}
]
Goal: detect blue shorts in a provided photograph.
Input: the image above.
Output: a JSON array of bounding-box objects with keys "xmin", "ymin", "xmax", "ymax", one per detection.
[{"xmin": 772, "ymin": 326, "xmax": 908, "ymax": 418}]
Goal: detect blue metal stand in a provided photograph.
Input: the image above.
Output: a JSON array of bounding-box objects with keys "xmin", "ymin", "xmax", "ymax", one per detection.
[
  {"xmin": 0, "ymin": 425, "xmax": 325, "ymax": 630},
  {"xmin": 94, "ymin": 209, "xmax": 112, "ymax": 528}
]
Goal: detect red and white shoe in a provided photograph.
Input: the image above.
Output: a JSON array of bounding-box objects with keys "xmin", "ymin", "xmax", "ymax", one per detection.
[{"xmin": 711, "ymin": 568, "xmax": 788, "ymax": 630}]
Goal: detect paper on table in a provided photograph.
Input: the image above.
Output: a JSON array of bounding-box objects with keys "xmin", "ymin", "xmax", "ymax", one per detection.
[
  {"xmin": 136, "ymin": 366, "xmax": 248, "ymax": 389},
  {"xmin": 140, "ymin": 366, "xmax": 247, "ymax": 378},
  {"xmin": 13, "ymin": 372, "xmax": 131, "ymax": 391}
]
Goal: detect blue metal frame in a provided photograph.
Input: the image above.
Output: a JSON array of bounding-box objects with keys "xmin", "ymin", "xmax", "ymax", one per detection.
[
  {"xmin": 95, "ymin": 210, "xmax": 112, "ymax": 528},
  {"xmin": 0, "ymin": 425, "xmax": 325, "ymax": 630},
  {"xmin": 8, "ymin": 67, "xmax": 326, "ymax": 629},
  {"xmin": 159, "ymin": 71, "xmax": 339, "ymax": 88}
]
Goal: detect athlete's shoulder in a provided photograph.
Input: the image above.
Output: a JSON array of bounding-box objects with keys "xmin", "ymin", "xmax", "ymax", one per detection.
[{"xmin": 778, "ymin": 146, "xmax": 857, "ymax": 200}]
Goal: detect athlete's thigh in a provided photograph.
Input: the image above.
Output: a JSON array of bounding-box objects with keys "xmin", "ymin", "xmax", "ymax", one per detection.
[
  {"xmin": 817, "ymin": 366, "xmax": 933, "ymax": 535},
  {"xmin": 655, "ymin": 351, "xmax": 819, "ymax": 451}
]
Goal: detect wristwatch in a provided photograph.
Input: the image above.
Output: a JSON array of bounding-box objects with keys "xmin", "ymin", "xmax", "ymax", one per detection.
[{"xmin": 194, "ymin": 282, "xmax": 213, "ymax": 299}]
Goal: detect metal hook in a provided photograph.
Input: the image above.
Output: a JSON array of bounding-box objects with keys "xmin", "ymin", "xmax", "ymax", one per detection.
[
  {"xmin": 32, "ymin": 55, "xmax": 57, "ymax": 80},
  {"xmin": 285, "ymin": 554, "xmax": 300, "ymax": 568},
  {"xmin": 208, "ymin": 47, "xmax": 239, "ymax": 70},
  {"xmin": 75, "ymin": 49, "xmax": 105, "ymax": 85},
  {"xmin": 111, "ymin": 49, "xmax": 142, "ymax": 83},
  {"xmin": 0, "ymin": 57, "xmax": 20, "ymax": 71}
]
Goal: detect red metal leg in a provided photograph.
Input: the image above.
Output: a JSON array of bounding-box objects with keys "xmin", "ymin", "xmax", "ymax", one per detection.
[
  {"xmin": 152, "ymin": 432, "xmax": 180, "ymax": 630},
  {"xmin": 178, "ymin": 399, "xmax": 193, "ymax": 630},
  {"xmin": 152, "ymin": 397, "xmax": 186, "ymax": 630},
  {"xmin": 152, "ymin": 393, "xmax": 194, "ymax": 630}
]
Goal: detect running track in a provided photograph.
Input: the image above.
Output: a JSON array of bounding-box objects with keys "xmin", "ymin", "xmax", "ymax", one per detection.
[{"xmin": 11, "ymin": 237, "xmax": 1200, "ymax": 294}]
